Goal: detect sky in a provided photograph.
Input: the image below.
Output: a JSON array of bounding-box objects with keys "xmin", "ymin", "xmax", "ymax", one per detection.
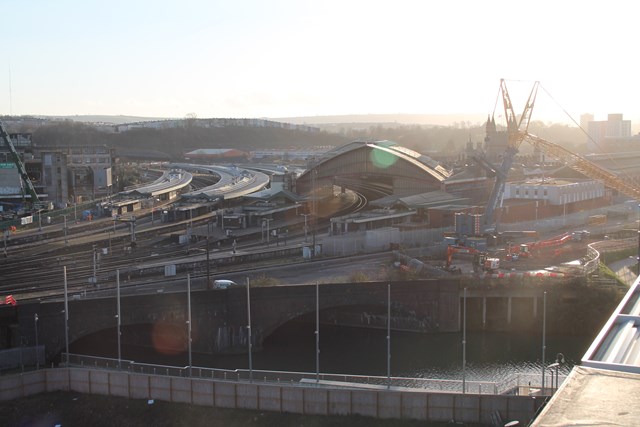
[{"xmin": 1, "ymin": 0, "xmax": 638, "ymax": 127}]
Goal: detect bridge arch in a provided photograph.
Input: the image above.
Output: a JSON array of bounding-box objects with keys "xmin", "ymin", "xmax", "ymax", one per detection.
[{"xmin": 20, "ymin": 281, "xmax": 459, "ymax": 361}]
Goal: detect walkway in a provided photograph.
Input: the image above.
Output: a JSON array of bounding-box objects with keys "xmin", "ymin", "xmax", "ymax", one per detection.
[
  {"xmin": 609, "ymin": 257, "xmax": 639, "ymax": 287},
  {"xmin": 533, "ymin": 260, "xmax": 640, "ymax": 425}
]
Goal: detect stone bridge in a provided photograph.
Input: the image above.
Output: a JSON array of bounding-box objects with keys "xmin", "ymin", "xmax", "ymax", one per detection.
[{"xmin": 3, "ymin": 279, "xmax": 561, "ymax": 362}]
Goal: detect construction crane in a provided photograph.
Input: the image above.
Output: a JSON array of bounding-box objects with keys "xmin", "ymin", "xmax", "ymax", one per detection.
[
  {"xmin": 0, "ymin": 121, "xmax": 50, "ymax": 212},
  {"xmin": 479, "ymin": 79, "xmax": 640, "ymax": 234},
  {"xmin": 482, "ymin": 79, "xmax": 539, "ymax": 229}
]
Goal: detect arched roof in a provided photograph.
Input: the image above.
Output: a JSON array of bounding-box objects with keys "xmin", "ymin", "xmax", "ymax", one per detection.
[
  {"xmin": 312, "ymin": 140, "xmax": 451, "ymax": 182},
  {"xmin": 297, "ymin": 140, "xmax": 452, "ymax": 196}
]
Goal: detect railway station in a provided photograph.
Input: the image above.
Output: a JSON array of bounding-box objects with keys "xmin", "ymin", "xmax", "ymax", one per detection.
[{"xmin": 2, "ymin": 80, "xmax": 640, "ymax": 426}]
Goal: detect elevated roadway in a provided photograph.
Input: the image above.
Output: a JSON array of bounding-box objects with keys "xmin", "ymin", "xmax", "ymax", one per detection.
[
  {"xmin": 120, "ymin": 169, "xmax": 193, "ymax": 199},
  {"xmin": 172, "ymin": 164, "xmax": 270, "ymax": 200}
]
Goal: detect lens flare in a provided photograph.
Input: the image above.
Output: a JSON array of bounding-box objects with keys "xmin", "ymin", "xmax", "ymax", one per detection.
[{"xmin": 370, "ymin": 149, "xmax": 397, "ymax": 169}]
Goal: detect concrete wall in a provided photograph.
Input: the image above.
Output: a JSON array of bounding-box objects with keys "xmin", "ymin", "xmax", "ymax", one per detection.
[{"xmin": 0, "ymin": 368, "xmax": 542, "ymax": 425}]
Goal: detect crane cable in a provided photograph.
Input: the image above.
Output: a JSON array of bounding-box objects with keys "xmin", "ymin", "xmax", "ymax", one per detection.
[{"xmin": 539, "ymin": 83, "xmax": 636, "ymax": 186}]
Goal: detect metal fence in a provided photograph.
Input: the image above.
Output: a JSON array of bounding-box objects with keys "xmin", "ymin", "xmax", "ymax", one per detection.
[{"xmin": 63, "ymin": 353, "xmax": 566, "ymax": 396}]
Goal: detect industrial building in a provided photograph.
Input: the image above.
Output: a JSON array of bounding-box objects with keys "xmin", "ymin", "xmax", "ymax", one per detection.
[{"xmin": 0, "ymin": 130, "xmax": 116, "ymax": 209}]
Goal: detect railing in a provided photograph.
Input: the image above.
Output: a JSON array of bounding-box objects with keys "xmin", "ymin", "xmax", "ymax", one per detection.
[
  {"xmin": 63, "ymin": 353, "xmax": 566, "ymax": 396},
  {"xmin": 495, "ymin": 372, "xmax": 568, "ymax": 395}
]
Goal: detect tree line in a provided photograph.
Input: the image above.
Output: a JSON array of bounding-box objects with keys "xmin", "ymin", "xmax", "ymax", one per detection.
[{"xmin": 25, "ymin": 119, "xmax": 588, "ymax": 162}]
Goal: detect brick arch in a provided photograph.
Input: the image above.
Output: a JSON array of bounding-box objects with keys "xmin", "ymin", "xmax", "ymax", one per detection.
[{"xmin": 26, "ymin": 280, "xmax": 459, "ymax": 360}]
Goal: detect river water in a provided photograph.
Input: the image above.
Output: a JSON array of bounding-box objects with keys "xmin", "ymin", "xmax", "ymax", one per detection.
[
  {"xmin": 73, "ymin": 320, "xmax": 592, "ymax": 383},
  {"xmin": 210, "ymin": 322, "xmax": 588, "ymax": 382}
]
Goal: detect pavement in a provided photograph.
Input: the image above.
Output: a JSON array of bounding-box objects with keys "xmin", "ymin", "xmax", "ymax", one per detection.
[
  {"xmin": 531, "ymin": 365, "xmax": 640, "ymax": 426},
  {"xmin": 608, "ymin": 257, "xmax": 639, "ymax": 286}
]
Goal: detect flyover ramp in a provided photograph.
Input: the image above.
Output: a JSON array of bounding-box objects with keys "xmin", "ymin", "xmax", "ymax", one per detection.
[
  {"xmin": 120, "ymin": 169, "xmax": 193, "ymax": 198},
  {"xmin": 172, "ymin": 164, "xmax": 270, "ymax": 200}
]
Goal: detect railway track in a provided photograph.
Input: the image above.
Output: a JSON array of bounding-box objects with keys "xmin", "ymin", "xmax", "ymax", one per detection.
[{"xmin": 1, "ymin": 183, "xmax": 370, "ymax": 303}]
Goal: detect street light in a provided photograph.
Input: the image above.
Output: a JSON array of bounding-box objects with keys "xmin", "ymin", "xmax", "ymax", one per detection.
[
  {"xmin": 92, "ymin": 244, "xmax": 97, "ymax": 285},
  {"xmin": 300, "ymin": 213, "xmax": 310, "ymax": 242},
  {"xmin": 555, "ymin": 353, "xmax": 564, "ymax": 389},
  {"xmin": 34, "ymin": 313, "xmax": 39, "ymax": 370},
  {"xmin": 63, "ymin": 214, "xmax": 68, "ymax": 245},
  {"xmin": 637, "ymin": 204, "xmax": 640, "ymax": 275},
  {"xmin": 547, "ymin": 362, "xmax": 558, "ymax": 391}
]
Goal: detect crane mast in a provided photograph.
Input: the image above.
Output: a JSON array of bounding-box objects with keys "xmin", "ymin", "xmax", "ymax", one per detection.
[
  {"xmin": 0, "ymin": 121, "xmax": 40, "ymax": 206},
  {"xmin": 483, "ymin": 80, "xmax": 539, "ymax": 229},
  {"xmin": 484, "ymin": 79, "xmax": 640, "ymax": 233}
]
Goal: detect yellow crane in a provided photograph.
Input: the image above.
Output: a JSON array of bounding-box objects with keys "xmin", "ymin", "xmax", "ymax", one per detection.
[{"xmin": 499, "ymin": 79, "xmax": 640, "ymax": 201}]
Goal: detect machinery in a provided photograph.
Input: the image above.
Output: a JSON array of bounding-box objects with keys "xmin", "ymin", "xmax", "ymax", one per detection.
[
  {"xmin": 488, "ymin": 79, "xmax": 640, "ymax": 209},
  {"xmin": 454, "ymin": 80, "xmax": 540, "ymax": 239},
  {"xmin": 446, "ymin": 244, "xmax": 500, "ymax": 273},
  {"xmin": 465, "ymin": 79, "xmax": 640, "ymax": 238},
  {"xmin": 506, "ymin": 232, "xmax": 572, "ymax": 259},
  {"xmin": 0, "ymin": 121, "xmax": 51, "ymax": 213}
]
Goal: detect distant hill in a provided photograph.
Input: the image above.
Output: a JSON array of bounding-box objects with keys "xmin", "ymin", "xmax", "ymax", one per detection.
[
  {"xmin": 54, "ymin": 115, "xmax": 174, "ymax": 125},
  {"xmin": 275, "ymin": 113, "xmax": 489, "ymax": 127},
  {"xmin": 47, "ymin": 113, "xmax": 489, "ymax": 127}
]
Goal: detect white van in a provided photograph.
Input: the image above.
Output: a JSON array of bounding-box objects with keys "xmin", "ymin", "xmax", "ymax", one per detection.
[{"xmin": 211, "ymin": 279, "xmax": 237, "ymax": 289}]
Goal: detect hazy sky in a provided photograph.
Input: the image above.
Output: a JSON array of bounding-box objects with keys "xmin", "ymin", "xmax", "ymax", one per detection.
[{"xmin": 2, "ymin": 0, "xmax": 637, "ymax": 126}]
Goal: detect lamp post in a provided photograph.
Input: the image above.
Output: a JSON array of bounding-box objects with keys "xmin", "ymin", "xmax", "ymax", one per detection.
[
  {"xmin": 300, "ymin": 213, "xmax": 310, "ymax": 242},
  {"xmin": 462, "ymin": 287, "xmax": 467, "ymax": 394},
  {"xmin": 555, "ymin": 353, "xmax": 564, "ymax": 389},
  {"xmin": 92, "ymin": 244, "xmax": 97, "ymax": 285},
  {"xmin": 34, "ymin": 313, "xmax": 39, "ymax": 370},
  {"xmin": 63, "ymin": 266, "xmax": 69, "ymax": 366},
  {"xmin": 637, "ymin": 204, "xmax": 640, "ymax": 275},
  {"xmin": 63, "ymin": 214, "xmax": 68, "ymax": 245},
  {"xmin": 386, "ymin": 284, "xmax": 391, "ymax": 389},
  {"xmin": 541, "ymin": 291, "xmax": 547, "ymax": 393},
  {"xmin": 547, "ymin": 363, "xmax": 557, "ymax": 391},
  {"xmin": 246, "ymin": 277, "xmax": 253, "ymax": 382},
  {"xmin": 116, "ymin": 270, "xmax": 121, "ymax": 369},
  {"xmin": 315, "ymin": 282, "xmax": 320, "ymax": 384},
  {"xmin": 187, "ymin": 274, "xmax": 192, "ymax": 377}
]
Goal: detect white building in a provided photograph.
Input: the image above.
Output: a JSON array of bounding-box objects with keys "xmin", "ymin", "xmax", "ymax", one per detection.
[
  {"xmin": 587, "ymin": 114, "xmax": 632, "ymax": 152},
  {"xmin": 504, "ymin": 178, "xmax": 605, "ymax": 205}
]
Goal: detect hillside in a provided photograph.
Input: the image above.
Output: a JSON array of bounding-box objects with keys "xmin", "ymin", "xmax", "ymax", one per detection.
[{"xmin": 21, "ymin": 118, "xmax": 590, "ymax": 162}]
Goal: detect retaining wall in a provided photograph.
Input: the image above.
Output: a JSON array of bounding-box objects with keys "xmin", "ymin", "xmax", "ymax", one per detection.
[{"xmin": 0, "ymin": 368, "xmax": 542, "ymax": 424}]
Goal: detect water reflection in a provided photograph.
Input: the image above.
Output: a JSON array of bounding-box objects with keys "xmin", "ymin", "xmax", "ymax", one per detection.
[
  {"xmin": 212, "ymin": 322, "xmax": 588, "ymax": 382},
  {"xmin": 72, "ymin": 321, "xmax": 590, "ymax": 383}
]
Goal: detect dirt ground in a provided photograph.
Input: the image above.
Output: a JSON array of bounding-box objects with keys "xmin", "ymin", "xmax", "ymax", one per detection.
[{"xmin": 0, "ymin": 391, "xmax": 476, "ymax": 427}]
